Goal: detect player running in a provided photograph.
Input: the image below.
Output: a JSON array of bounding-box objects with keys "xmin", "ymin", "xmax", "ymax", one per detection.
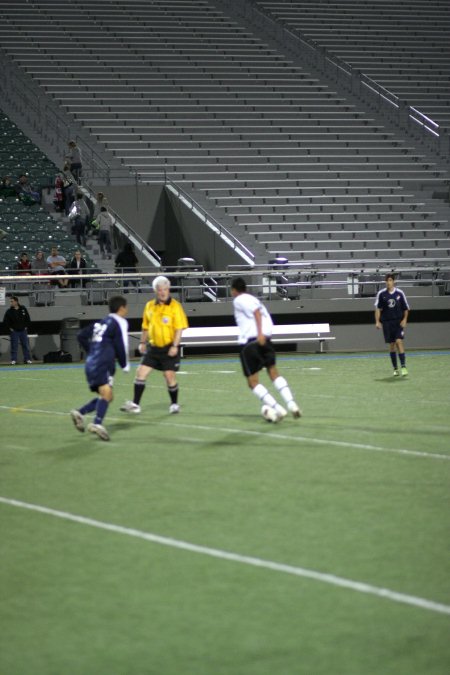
[
  {"xmin": 120, "ymin": 275, "xmax": 188, "ymax": 415},
  {"xmin": 375, "ymin": 273, "xmax": 410, "ymax": 377},
  {"xmin": 70, "ymin": 295, "xmax": 130, "ymax": 441},
  {"xmin": 231, "ymin": 277, "xmax": 301, "ymax": 422}
]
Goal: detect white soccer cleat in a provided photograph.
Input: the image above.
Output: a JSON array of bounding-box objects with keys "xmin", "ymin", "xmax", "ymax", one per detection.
[
  {"xmin": 120, "ymin": 400, "xmax": 141, "ymax": 414},
  {"xmin": 288, "ymin": 401, "xmax": 302, "ymax": 419},
  {"xmin": 70, "ymin": 409, "xmax": 85, "ymax": 432},
  {"xmin": 87, "ymin": 422, "xmax": 110, "ymax": 441},
  {"xmin": 169, "ymin": 403, "xmax": 180, "ymax": 414},
  {"xmin": 261, "ymin": 404, "xmax": 279, "ymax": 423}
]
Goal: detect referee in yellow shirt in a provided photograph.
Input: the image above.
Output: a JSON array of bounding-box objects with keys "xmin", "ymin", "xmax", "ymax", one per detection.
[{"xmin": 121, "ymin": 275, "xmax": 188, "ymax": 414}]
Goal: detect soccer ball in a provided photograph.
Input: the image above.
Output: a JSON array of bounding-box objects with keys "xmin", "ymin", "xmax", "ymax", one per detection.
[{"xmin": 261, "ymin": 404, "xmax": 278, "ymax": 423}]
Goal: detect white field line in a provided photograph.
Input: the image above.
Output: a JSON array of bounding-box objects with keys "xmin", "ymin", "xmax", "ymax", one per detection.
[
  {"xmin": 0, "ymin": 496, "xmax": 449, "ymax": 617},
  {"xmin": 0, "ymin": 405, "xmax": 449, "ymax": 461}
]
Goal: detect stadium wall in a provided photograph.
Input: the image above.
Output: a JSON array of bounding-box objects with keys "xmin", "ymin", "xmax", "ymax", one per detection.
[{"xmin": 0, "ymin": 297, "xmax": 448, "ymax": 363}]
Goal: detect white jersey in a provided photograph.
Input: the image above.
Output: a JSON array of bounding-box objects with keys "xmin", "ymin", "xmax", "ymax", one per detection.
[{"xmin": 233, "ymin": 292, "xmax": 274, "ymax": 344}]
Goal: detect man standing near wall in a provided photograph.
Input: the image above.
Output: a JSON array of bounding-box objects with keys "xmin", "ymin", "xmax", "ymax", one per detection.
[
  {"xmin": 375, "ymin": 273, "xmax": 410, "ymax": 377},
  {"xmin": 3, "ymin": 296, "xmax": 32, "ymax": 365}
]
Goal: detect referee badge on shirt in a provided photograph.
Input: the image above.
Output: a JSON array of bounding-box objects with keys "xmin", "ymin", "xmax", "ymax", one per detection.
[{"xmin": 162, "ymin": 316, "xmax": 170, "ymax": 324}]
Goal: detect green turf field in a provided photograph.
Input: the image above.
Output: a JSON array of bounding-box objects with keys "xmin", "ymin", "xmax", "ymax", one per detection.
[{"xmin": 1, "ymin": 351, "xmax": 449, "ymax": 675}]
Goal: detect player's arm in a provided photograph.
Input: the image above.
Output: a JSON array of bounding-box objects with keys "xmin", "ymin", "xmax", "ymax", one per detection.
[
  {"xmin": 400, "ymin": 309, "xmax": 409, "ymax": 328},
  {"xmin": 168, "ymin": 328, "xmax": 183, "ymax": 357},
  {"xmin": 254, "ymin": 308, "xmax": 266, "ymax": 345},
  {"xmin": 23, "ymin": 307, "xmax": 31, "ymax": 330},
  {"xmin": 375, "ymin": 308, "xmax": 382, "ymax": 329},
  {"xmin": 114, "ymin": 329, "xmax": 129, "ymax": 370},
  {"xmin": 139, "ymin": 329, "xmax": 148, "ymax": 355},
  {"xmin": 77, "ymin": 323, "xmax": 94, "ymax": 352}
]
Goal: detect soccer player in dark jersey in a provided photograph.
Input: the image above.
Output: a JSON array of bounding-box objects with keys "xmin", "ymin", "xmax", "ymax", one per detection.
[
  {"xmin": 70, "ymin": 296, "xmax": 129, "ymax": 441},
  {"xmin": 375, "ymin": 274, "xmax": 410, "ymax": 377}
]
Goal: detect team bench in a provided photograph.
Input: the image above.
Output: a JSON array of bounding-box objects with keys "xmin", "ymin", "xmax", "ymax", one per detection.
[{"xmin": 130, "ymin": 324, "xmax": 334, "ymax": 355}]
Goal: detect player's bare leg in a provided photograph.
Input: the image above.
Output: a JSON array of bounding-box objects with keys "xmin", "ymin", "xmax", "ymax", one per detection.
[{"xmin": 267, "ymin": 365, "xmax": 301, "ymax": 418}]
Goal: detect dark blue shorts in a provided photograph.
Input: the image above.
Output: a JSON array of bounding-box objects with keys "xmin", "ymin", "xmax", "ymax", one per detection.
[
  {"xmin": 382, "ymin": 320, "xmax": 405, "ymax": 344},
  {"xmin": 86, "ymin": 365, "xmax": 114, "ymax": 392}
]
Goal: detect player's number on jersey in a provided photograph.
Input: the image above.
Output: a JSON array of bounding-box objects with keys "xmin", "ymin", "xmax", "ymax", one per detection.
[{"xmin": 92, "ymin": 322, "xmax": 108, "ymax": 343}]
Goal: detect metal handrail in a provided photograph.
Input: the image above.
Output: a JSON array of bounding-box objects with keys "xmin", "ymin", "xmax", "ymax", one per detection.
[
  {"xmin": 81, "ymin": 185, "xmax": 162, "ymax": 268},
  {"xmin": 1, "ymin": 263, "xmax": 449, "ymax": 282},
  {"xmin": 164, "ymin": 175, "xmax": 255, "ymax": 266}
]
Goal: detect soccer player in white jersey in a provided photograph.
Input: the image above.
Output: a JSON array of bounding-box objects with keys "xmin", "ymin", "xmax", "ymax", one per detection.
[
  {"xmin": 231, "ymin": 277, "xmax": 301, "ymax": 421},
  {"xmin": 375, "ymin": 273, "xmax": 410, "ymax": 376}
]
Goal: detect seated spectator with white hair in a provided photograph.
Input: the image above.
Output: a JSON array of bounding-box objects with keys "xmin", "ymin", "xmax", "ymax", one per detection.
[{"xmin": 120, "ymin": 275, "xmax": 189, "ymax": 415}]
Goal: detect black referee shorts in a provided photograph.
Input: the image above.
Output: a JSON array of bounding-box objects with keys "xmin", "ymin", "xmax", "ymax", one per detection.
[
  {"xmin": 239, "ymin": 338, "xmax": 276, "ymax": 377},
  {"xmin": 141, "ymin": 344, "xmax": 180, "ymax": 372}
]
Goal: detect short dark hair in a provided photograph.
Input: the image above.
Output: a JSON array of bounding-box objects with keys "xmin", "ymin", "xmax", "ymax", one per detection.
[
  {"xmin": 385, "ymin": 273, "xmax": 395, "ymax": 282},
  {"xmin": 109, "ymin": 296, "xmax": 127, "ymax": 313},
  {"xmin": 100, "ymin": 206, "xmax": 107, "ymax": 212},
  {"xmin": 231, "ymin": 277, "xmax": 247, "ymax": 293},
  {"xmin": 10, "ymin": 295, "xmax": 19, "ymax": 302}
]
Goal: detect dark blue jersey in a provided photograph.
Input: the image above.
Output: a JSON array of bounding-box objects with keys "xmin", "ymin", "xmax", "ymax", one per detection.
[
  {"xmin": 78, "ymin": 314, "xmax": 128, "ymax": 376},
  {"xmin": 375, "ymin": 287, "xmax": 409, "ymax": 322}
]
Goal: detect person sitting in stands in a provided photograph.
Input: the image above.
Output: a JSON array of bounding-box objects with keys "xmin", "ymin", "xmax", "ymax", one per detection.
[
  {"xmin": 31, "ymin": 249, "xmax": 48, "ymax": 276},
  {"xmin": 15, "ymin": 175, "xmax": 41, "ymax": 204},
  {"xmin": 47, "ymin": 245, "xmax": 68, "ymax": 287},
  {"xmin": 68, "ymin": 250, "xmax": 88, "ymax": 287},
  {"xmin": 16, "ymin": 252, "xmax": 32, "ymax": 275}
]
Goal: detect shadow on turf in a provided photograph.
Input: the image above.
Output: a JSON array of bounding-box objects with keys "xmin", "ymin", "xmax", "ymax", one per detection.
[{"xmin": 374, "ymin": 376, "xmax": 408, "ymax": 383}]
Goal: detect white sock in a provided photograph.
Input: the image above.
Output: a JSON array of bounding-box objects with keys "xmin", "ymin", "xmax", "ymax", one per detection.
[
  {"xmin": 273, "ymin": 376, "xmax": 294, "ymax": 404},
  {"xmin": 252, "ymin": 383, "xmax": 278, "ymax": 409}
]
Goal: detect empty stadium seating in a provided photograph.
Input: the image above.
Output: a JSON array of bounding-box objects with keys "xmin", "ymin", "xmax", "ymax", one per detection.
[
  {"xmin": 252, "ymin": 0, "xmax": 450, "ymax": 131},
  {"xmin": 0, "ymin": 0, "xmax": 448, "ymax": 270}
]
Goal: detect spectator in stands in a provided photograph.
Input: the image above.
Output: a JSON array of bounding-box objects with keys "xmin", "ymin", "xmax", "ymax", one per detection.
[
  {"xmin": 0, "ymin": 175, "xmax": 16, "ymax": 198},
  {"xmin": 53, "ymin": 171, "xmax": 65, "ymax": 212},
  {"xmin": 66, "ymin": 140, "xmax": 82, "ymax": 184},
  {"xmin": 62, "ymin": 163, "xmax": 76, "ymax": 215},
  {"xmin": 94, "ymin": 206, "xmax": 114, "ymax": 259},
  {"xmin": 93, "ymin": 191, "xmax": 109, "ymax": 220},
  {"xmin": 15, "ymin": 175, "xmax": 40, "ymax": 204},
  {"xmin": 69, "ymin": 193, "xmax": 90, "ymax": 247},
  {"xmin": 16, "ymin": 252, "xmax": 32, "ymax": 275},
  {"xmin": 115, "ymin": 241, "xmax": 138, "ymax": 290},
  {"xmin": 68, "ymin": 250, "xmax": 88, "ymax": 287},
  {"xmin": 31, "ymin": 249, "xmax": 48, "ymax": 275},
  {"xmin": 3, "ymin": 295, "xmax": 33, "ymax": 365},
  {"xmin": 47, "ymin": 245, "xmax": 68, "ymax": 287}
]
